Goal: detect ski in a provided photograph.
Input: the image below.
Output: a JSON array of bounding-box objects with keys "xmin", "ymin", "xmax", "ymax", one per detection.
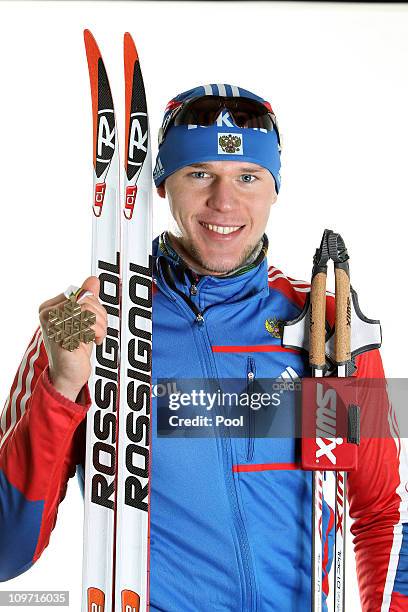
[
  {"xmin": 82, "ymin": 29, "xmax": 121, "ymax": 612},
  {"xmin": 114, "ymin": 32, "xmax": 152, "ymax": 612},
  {"xmin": 82, "ymin": 30, "xmax": 152, "ymax": 612}
]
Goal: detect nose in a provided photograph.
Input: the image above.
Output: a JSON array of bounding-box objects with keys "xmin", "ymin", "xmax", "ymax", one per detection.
[{"xmin": 206, "ymin": 177, "xmax": 239, "ymax": 213}]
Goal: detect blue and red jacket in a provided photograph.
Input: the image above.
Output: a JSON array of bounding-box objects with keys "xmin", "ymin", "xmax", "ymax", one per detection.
[{"xmin": 0, "ymin": 232, "xmax": 407, "ymax": 611}]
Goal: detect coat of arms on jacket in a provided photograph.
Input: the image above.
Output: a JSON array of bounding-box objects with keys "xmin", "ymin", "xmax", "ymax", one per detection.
[{"xmin": 265, "ymin": 317, "xmax": 283, "ymax": 339}]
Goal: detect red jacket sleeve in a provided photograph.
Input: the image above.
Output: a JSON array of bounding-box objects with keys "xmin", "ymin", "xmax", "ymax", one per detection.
[
  {"xmin": 348, "ymin": 348, "xmax": 408, "ymax": 611},
  {"xmin": 0, "ymin": 327, "xmax": 90, "ymax": 581}
]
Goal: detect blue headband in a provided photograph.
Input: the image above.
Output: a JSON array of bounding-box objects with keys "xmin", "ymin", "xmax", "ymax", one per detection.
[{"xmin": 153, "ymin": 84, "xmax": 281, "ymax": 193}]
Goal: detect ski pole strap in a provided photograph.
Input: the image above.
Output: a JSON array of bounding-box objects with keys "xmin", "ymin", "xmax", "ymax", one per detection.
[
  {"xmin": 327, "ymin": 231, "xmax": 349, "ymax": 272},
  {"xmin": 347, "ymin": 404, "xmax": 361, "ymax": 445},
  {"xmin": 329, "ymin": 231, "xmax": 352, "ymax": 366}
]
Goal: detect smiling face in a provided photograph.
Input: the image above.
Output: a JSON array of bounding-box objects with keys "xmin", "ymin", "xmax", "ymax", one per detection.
[{"xmin": 157, "ymin": 161, "xmax": 278, "ymax": 276}]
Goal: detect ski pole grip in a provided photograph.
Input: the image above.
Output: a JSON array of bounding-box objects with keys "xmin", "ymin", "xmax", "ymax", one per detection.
[
  {"xmin": 309, "ymin": 271, "xmax": 327, "ymax": 368},
  {"xmin": 334, "ymin": 267, "xmax": 351, "ymax": 363}
]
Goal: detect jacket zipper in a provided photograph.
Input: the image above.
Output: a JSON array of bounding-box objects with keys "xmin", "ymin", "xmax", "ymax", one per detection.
[
  {"xmin": 155, "ymin": 256, "xmax": 258, "ymax": 611},
  {"xmin": 246, "ymin": 357, "xmax": 256, "ymax": 462},
  {"xmin": 193, "ymin": 315, "xmax": 257, "ymax": 612}
]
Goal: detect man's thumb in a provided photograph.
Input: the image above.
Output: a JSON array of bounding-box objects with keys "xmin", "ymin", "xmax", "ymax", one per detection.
[{"xmin": 80, "ymin": 276, "xmax": 100, "ymax": 299}]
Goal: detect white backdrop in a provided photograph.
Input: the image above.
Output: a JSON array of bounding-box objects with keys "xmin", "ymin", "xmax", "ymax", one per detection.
[{"xmin": 0, "ymin": 2, "xmax": 407, "ymax": 610}]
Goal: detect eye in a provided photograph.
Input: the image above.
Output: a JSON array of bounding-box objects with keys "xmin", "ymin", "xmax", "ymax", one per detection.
[
  {"xmin": 191, "ymin": 171, "xmax": 210, "ymax": 179},
  {"xmin": 240, "ymin": 174, "xmax": 256, "ymax": 183}
]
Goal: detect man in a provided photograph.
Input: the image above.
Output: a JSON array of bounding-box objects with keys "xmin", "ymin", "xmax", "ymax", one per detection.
[{"xmin": 0, "ymin": 84, "xmax": 407, "ymax": 611}]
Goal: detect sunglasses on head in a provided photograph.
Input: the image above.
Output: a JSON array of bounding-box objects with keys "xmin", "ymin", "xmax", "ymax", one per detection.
[{"xmin": 158, "ymin": 95, "xmax": 281, "ymax": 149}]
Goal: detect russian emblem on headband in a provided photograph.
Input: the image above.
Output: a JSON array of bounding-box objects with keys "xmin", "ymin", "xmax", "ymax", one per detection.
[{"xmin": 218, "ymin": 134, "xmax": 243, "ymax": 155}]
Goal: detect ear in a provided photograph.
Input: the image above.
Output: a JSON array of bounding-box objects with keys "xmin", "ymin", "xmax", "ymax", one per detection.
[
  {"xmin": 157, "ymin": 184, "xmax": 166, "ymax": 198},
  {"xmin": 271, "ymin": 178, "xmax": 278, "ymax": 205}
]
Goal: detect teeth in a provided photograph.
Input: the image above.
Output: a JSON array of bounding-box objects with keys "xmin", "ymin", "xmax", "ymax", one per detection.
[{"xmin": 201, "ymin": 222, "xmax": 241, "ymax": 235}]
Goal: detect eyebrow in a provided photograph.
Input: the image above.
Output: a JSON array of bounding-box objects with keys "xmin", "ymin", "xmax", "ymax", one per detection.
[
  {"xmin": 240, "ymin": 167, "xmax": 264, "ymax": 173},
  {"xmin": 187, "ymin": 163, "xmax": 265, "ymax": 173}
]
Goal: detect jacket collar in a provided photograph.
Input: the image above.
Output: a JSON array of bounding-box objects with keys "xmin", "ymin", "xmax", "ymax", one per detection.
[{"xmin": 153, "ymin": 231, "xmax": 270, "ymax": 307}]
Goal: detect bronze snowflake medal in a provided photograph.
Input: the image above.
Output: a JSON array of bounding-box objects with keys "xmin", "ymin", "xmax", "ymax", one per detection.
[{"xmin": 47, "ymin": 287, "xmax": 96, "ymax": 352}]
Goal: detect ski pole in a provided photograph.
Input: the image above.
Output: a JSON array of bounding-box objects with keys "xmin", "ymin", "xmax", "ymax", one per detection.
[
  {"xmin": 309, "ymin": 230, "xmax": 331, "ymax": 612},
  {"xmin": 328, "ymin": 231, "xmax": 356, "ymax": 612},
  {"xmin": 282, "ymin": 229, "xmax": 382, "ymax": 611},
  {"xmin": 309, "ymin": 230, "xmax": 356, "ymax": 612}
]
